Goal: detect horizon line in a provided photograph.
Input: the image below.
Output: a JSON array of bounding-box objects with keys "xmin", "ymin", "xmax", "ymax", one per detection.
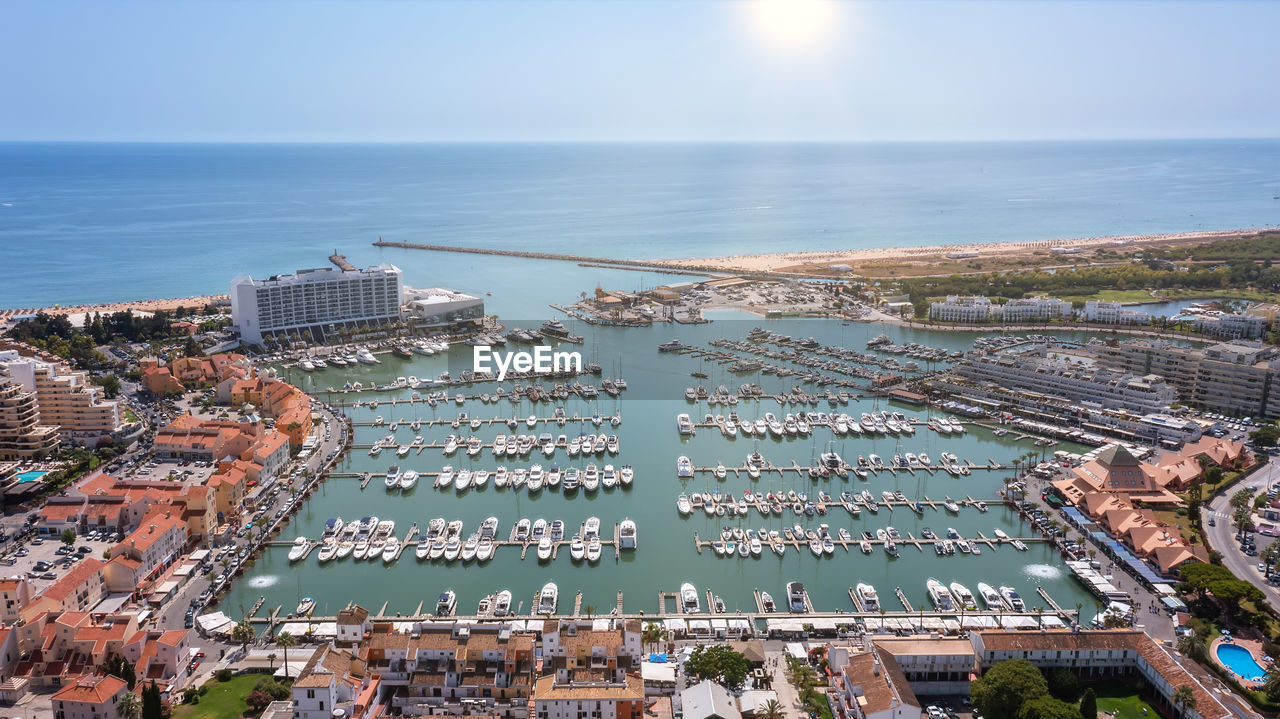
[{"xmin": 2, "ymin": 136, "xmax": 1280, "ymax": 146}]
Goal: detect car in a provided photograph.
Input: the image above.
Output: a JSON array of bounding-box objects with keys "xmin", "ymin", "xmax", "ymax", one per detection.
[
  {"xmin": 31, "ymin": 537, "xmax": 43, "ymax": 545},
  {"xmin": 1260, "ymin": 563, "xmax": 1268, "ymax": 573},
  {"xmin": 40, "ymin": 572, "xmax": 57, "ymax": 580},
  {"xmin": 1209, "ymin": 518, "xmax": 1217, "ymax": 526},
  {"xmin": 33, "ymin": 561, "xmax": 52, "ymax": 571},
  {"xmin": 77, "ymin": 546, "xmax": 92, "ymax": 554}
]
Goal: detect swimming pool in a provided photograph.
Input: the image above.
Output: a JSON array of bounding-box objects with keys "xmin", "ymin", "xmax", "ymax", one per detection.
[
  {"xmin": 15, "ymin": 470, "xmax": 48, "ymax": 483},
  {"xmin": 1216, "ymin": 643, "xmax": 1267, "ymax": 682}
]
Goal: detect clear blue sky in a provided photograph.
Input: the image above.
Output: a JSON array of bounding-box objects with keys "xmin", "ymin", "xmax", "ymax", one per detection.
[{"xmin": 4, "ymin": 0, "xmax": 1278, "ymax": 142}]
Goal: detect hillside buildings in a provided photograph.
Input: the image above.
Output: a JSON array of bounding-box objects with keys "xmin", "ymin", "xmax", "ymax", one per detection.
[
  {"xmin": 534, "ymin": 619, "xmax": 645, "ymax": 719},
  {"xmin": 231, "ymin": 264, "xmax": 404, "ymax": 345},
  {"xmin": 0, "ymin": 348, "xmax": 127, "ymax": 449},
  {"xmin": 0, "ymin": 381, "xmax": 59, "ymax": 460},
  {"xmin": 1079, "ymin": 301, "xmax": 1151, "ymax": 325},
  {"xmin": 928, "ymin": 296, "xmax": 1071, "ymax": 323}
]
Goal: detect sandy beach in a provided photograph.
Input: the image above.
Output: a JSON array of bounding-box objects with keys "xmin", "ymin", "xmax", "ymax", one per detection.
[
  {"xmin": 657, "ymin": 227, "xmax": 1277, "ymax": 276},
  {"xmin": 0, "ymin": 294, "xmax": 229, "ymax": 325}
]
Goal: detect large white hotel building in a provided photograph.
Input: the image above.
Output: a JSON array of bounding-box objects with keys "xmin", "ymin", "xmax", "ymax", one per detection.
[{"xmin": 231, "ymin": 264, "xmax": 405, "ymax": 345}]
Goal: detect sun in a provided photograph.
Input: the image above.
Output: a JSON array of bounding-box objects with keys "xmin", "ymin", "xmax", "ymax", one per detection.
[{"xmin": 748, "ymin": 0, "xmax": 839, "ymax": 49}]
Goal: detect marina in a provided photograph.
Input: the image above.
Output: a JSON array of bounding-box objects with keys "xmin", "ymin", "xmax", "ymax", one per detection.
[{"xmin": 221, "ymin": 318, "xmax": 1107, "ymax": 622}]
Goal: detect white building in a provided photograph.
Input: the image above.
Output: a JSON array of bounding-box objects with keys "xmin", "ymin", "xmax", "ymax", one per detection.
[
  {"xmin": 829, "ymin": 646, "xmax": 921, "ymax": 719},
  {"xmin": 994, "ymin": 297, "xmax": 1072, "ymax": 323},
  {"xmin": 929, "ymin": 296, "xmax": 992, "ymax": 323},
  {"xmin": 955, "ymin": 350, "xmax": 1175, "ymax": 414},
  {"xmin": 403, "ymin": 287, "xmax": 485, "ymax": 329},
  {"xmin": 1079, "ymin": 301, "xmax": 1151, "ymax": 325},
  {"xmin": 231, "ymin": 264, "xmax": 404, "ymax": 345},
  {"xmin": 1193, "ymin": 313, "xmax": 1266, "ymax": 340},
  {"xmin": 292, "ymin": 644, "xmax": 365, "ymax": 719}
]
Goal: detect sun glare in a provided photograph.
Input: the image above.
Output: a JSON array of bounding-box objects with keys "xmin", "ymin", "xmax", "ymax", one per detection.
[{"xmin": 748, "ymin": 0, "xmax": 839, "ymax": 49}]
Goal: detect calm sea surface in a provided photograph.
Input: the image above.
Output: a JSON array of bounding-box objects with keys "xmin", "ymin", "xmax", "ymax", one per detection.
[{"xmin": 2, "ymin": 141, "xmax": 1279, "ymax": 311}]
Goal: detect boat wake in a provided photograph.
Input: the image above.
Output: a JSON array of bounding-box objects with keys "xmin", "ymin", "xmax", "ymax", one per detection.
[
  {"xmin": 1021, "ymin": 563, "xmax": 1062, "ymax": 580},
  {"xmin": 247, "ymin": 575, "xmax": 281, "ymax": 588}
]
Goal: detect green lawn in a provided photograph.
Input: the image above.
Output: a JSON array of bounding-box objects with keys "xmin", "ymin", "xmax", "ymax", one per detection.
[
  {"xmin": 174, "ymin": 674, "xmax": 281, "ymax": 719},
  {"xmin": 1091, "ymin": 683, "xmax": 1162, "ymax": 719}
]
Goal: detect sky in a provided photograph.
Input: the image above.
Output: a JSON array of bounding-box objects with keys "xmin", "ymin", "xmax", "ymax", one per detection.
[{"xmin": 2, "ymin": 0, "xmax": 1278, "ymax": 142}]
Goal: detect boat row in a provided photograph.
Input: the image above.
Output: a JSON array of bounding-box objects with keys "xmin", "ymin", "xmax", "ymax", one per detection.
[{"xmin": 428, "ymin": 463, "xmax": 633, "ymax": 492}]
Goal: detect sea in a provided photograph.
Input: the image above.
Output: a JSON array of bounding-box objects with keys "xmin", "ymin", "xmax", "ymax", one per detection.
[
  {"xmin": 4, "ymin": 140, "xmax": 1276, "ymax": 621},
  {"xmin": 2, "ymin": 140, "xmax": 1279, "ymax": 315}
]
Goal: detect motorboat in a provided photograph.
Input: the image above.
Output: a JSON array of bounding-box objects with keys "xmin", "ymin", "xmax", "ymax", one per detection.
[
  {"xmin": 676, "ymin": 456, "xmax": 693, "ymax": 478},
  {"xmin": 493, "ymin": 590, "xmax": 512, "ymax": 616},
  {"xmin": 296, "ymin": 597, "xmax": 315, "ymax": 616},
  {"xmin": 950, "ymin": 582, "xmax": 978, "ymax": 610},
  {"xmin": 538, "ymin": 582, "xmax": 558, "ymax": 615},
  {"xmin": 583, "ymin": 464, "xmax": 599, "ymax": 492},
  {"xmin": 681, "ymin": 582, "xmax": 701, "ymax": 613},
  {"xmin": 586, "ymin": 537, "xmax": 602, "ymax": 563},
  {"xmin": 384, "ymin": 465, "xmax": 401, "ymax": 490},
  {"xmin": 977, "ymin": 583, "xmax": 1004, "ymax": 609},
  {"xmin": 288, "ymin": 537, "xmax": 309, "ymax": 562},
  {"xmin": 602, "ymin": 464, "xmax": 618, "ymax": 488},
  {"xmin": 927, "ymin": 578, "xmax": 956, "ymax": 611},
  {"xmin": 677, "ymin": 493, "xmax": 692, "ymax": 515},
  {"xmin": 1000, "ymin": 586, "xmax": 1026, "ymax": 611},
  {"xmin": 399, "ymin": 470, "xmax": 419, "ymax": 490},
  {"xmin": 570, "ymin": 535, "xmax": 585, "ymax": 561},
  {"xmin": 476, "ymin": 536, "xmax": 494, "ymax": 561},
  {"xmin": 435, "ymin": 590, "xmax": 456, "ymax": 616},
  {"xmin": 436, "ymin": 465, "xmax": 454, "ymax": 489},
  {"xmin": 761, "ymin": 591, "xmax": 776, "ymax": 612},
  {"xmin": 619, "ymin": 519, "xmax": 637, "ymax": 550},
  {"xmin": 856, "ymin": 583, "xmax": 879, "ymax": 611},
  {"xmin": 317, "ymin": 539, "xmax": 337, "ymax": 563},
  {"xmin": 381, "ymin": 540, "xmax": 399, "ymax": 563},
  {"xmin": 786, "ymin": 581, "xmax": 807, "ymax": 613},
  {"xmin": 461, "ymin": 533, "xmax": 479, "ymax": 562},
  {"xmin": 537, "ymin": 536, "xmax": 553, "ymax": 561}
]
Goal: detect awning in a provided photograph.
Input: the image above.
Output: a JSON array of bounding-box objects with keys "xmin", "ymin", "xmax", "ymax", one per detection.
[
  {"xmin": 664, "ymin": 618, "xmax": 688, "ymax": 632},
  {"xmin": 196, "ymin": 611, "xmax": 236, "ymax": 635},
  {"xmin": 785, "ymin": 642, "xmax": 807, "ymax": 659},
  {"xmin": 999, "ymin": 616, "xmax": 1039, "ymax": 629},
  {"xmin": 1039, "ymin": 616, "xmax": 1067, "ymax": 628}
]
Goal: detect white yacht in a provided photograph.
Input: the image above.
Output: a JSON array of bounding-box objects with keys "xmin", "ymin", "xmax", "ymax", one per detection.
[
  {"xmin": 399, "ymin": 470, "xmax": 419, "ymax": 490},
  {"xmin": 950, "ymin": 582, "xmax": 977, "ymax": 610},
  {"xmin": 287, "ymin": 537, "xmax": 309, "ymax": 562},
  {"xmin": 926, "ymin": 578, "xmax": 956, "ymax": 611},
  {"xmin": 538, "ymin": 582, "xmax": 558, "ymax": 615},
  {"xmin": 493, "ymin": 590, "xmax": 512, "ymax": 616},
  {"xmin": 676, "ymin": 456, "xmax": 693, "ymax": 478},
  {"xmin": 977, "ymin": 583, "xmax": 1004, "ymax": 610},
  {"xmin": 681, "ymin": 582, "xmax": 701, "ymax": 614},
  {"xmin": 1000, "ymin": 586, "xmax": 1026, "ymax": 611},
  {"xmin": 856, "ymin": 583, "xmax": 879, "ymax": 611},
  {"xmin": 356, "ymin": 348, "xmax": 379, "ymax": 365},
  {"xmin": 435, "ymin": 590, "xmax": 456, "ymax": 616},
  {"xmin": 619, "ymin": 519, "xmax": 636, "ymax": 549},
  {"xmin": 384, "ymin": 465, "xmax": 401, "ymax": 490}
]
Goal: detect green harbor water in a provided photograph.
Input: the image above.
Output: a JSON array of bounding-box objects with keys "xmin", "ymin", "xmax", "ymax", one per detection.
[{"xmin": 220, "ymin": 316, "xmax": 1108, "ymax": 621}]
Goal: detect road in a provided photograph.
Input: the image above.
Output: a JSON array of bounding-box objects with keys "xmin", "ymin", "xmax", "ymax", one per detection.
[{"xmin": 1202, "ymin": 458, "xmax": 1280, "ymax": 605}]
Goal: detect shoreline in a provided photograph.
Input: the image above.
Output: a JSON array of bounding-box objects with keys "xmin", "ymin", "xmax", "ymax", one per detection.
[
  {"xmin": 655, "ymin": 226, "xmax": 1278, "ymax": 273},
  {"xmin": 0, "ymin": 294, "xmax": 229, "ymax": 325}
]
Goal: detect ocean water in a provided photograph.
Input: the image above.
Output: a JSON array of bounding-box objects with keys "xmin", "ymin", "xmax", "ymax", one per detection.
[{"xmin": 2, "ymin": 140, "xmax": 1279, "ymax": 311}]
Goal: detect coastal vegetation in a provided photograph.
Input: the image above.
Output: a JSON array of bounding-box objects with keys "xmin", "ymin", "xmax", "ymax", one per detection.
[
  {"xmin": 684, "ymin": 645, "xmax": 752, "ymax": 689},
  {"xmin": 971, "ymin": 660, "xmax": 1155, "ymax": 719},
  {"xmin": 175, "ymin": 674, "xmax": 289, "ymax": 719}
]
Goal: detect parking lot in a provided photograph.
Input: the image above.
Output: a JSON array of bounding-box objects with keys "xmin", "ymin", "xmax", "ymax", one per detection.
[{"xmin": 0, "ymin": 526, "xmax": 120, "ymax": 591}]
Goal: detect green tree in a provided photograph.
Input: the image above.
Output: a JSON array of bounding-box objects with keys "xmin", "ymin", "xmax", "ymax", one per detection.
[
  {"xmin": 1261, "ymin": 667, "xmax": 1280, "ymax": 703},
  {"xmin": 1177, "ymin": 634, "xmax": 1207, "ymax": 663},
  {"xmin": 684, "ymin": 645, "xmax": 752, "ymax": 689},
  {"xmin": 102, "ymin": 653, "xmax": 137, "ymax": 689},
  {"xmin": 277, "ymin": 631, "xmax": 297, "ymax": 676},
  {"xmin": 182, "ymin": 335, "xmax": 204, "ymax": 358},
  {"xmin": 141, "ymin": 681, "xmax": 163, "ymax": 719},
  {"xmin": 642, "ymin": 622, "xmax": 663, "ymax": 651},
  {"xmin": 1018, "ymin": 697, "xmax": 1082, "ymax": 719},
  {"xmin": 1250, "ymin": 425, "xmax": 1280, "ymax": 447},
  {"xmin": 971, "ymin": 659, "xmax": 1050, "ymax": 719},
  {"xmin": 116, "ymin": 691, "xmax": 141, "ymax": 719},
  {"xmin": 1171, "ymin": 685, "xmax": 1196, "ymax": 719},
  {"xmin": 60, "ymin": 528, "xmax": 77, "ymax": 546},
  {"xmin": 1079, "ymin": 688, "xmax": 1097, "ymax": 719},
  {"xmin": 1045, "ymin": 667, "xmax": 1078, "ymax": 702},
  {"xmin": 93, "ymin": 374, "xmax": 122, "ymax": 399},
  {"xmin": 232, "ymin": 618, "xmax": 255, "ymax": 653},
  {"xmin": 758, "ymin": 699, "xmax": 784, "ymax": 719}
]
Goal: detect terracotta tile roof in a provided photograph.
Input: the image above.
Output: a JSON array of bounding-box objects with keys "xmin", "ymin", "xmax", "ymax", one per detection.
[
  {"xmin": 51, "ymin": 674, "xmax": 126, "ymax": 704},
  {"xmin": 533, "ymin": 672, "xmax": 644, "ymax": 701},
  {"xmin": 839, "ymin": 648, "xmax": 919, "ymax": 715},
  {"xmin": 43, "ymin": 558, "xmax": 104, "ymax": 602}
]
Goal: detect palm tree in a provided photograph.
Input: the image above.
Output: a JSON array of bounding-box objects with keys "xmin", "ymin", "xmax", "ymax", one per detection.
[
  {"xmin": 116, "ymin": 691, "xmax": 141, "ymax": 719},
  {"xmin": 642, "ymin": 622, "xmax": 663, "ymax": 651},
  {"xmin": 1172, "ymin": 685, "xmax": 1196, "ymax": 719},
  {"xmin": 277, "ymin": 631, "xmax": 297, "ymax": 676},
  {"xmin": 1260, "ymin": 667, "xmax": 1280, "ymax": 702},
  {"xmin": 758, "ymin": 699, "xmax": 784, "ymax": 719},
  {"xmin": 584, "ymin": 604, "xmax": 596, "ymax": 620},
  {"xmin": 232, "ymin": 618, "xmax": 255, "ymax": 653}
]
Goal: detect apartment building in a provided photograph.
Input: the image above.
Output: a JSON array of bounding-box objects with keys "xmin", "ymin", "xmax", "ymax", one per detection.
[
  {"xmin": 953, "ymin": 350, "xmax": 1175, "ymax": 414},
  {"xmin": 0, "ymin": 578, "xmax": 32, "ymax": 625},
  {"xmin": 41, "ymin": 559, "xmax": 107, "ymax": 613},
  {"xmin": 1193, "ymin": 313, "xmax": 1266, "ymax": 340},
  {"xmin": 51, "ymin": 675, "xmax": 127, "ymax": 719},
  {"xmin": 929, "ymin": 296, "xmax": 992, "ymax": 323},
  {"xmin": 0, "ymin": 380, "xmax": 59, "ymax": 459},
  {"xmin": 850, "ymin": 638, "xmax": 976, "ymax": 696},
  {"xmin": 828, "ymin": 646, "xmax": 922, "ymax": 719},
  {"xmin": 360, "ymin": 622, "xmax": 536, "ymax": 717},
  {"xmin": 291, "ymin": 644, "xmax": 370, "ymax": 719},
  {"xmin": 1092, "ymin": 339, "xmax": 1280, "ymax": 418},
  {"xmin": 969, "ymin": 630, "xmax": 1229, "ymax": 719},
  {"xmin": 996, "ymin": 297, "xmax": 1072, "ymax": 322},
  {"xmin": 534, "ymin": 620, "xmax": 646, "ymax": 719},
  {"xmin": 1078, "ymin": 301, "xmax": 1150, "ymax": 325},
  {"xmin": 107, "ymin": 510, "xmax": 188, "ymax": 585},
  {"xmin": 231, "ymin": 263, "xmax": 404, "ymax": 345},
  {"xmin": 0, "ymin": 350, "xmax": 123, "ymax": 445}
]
